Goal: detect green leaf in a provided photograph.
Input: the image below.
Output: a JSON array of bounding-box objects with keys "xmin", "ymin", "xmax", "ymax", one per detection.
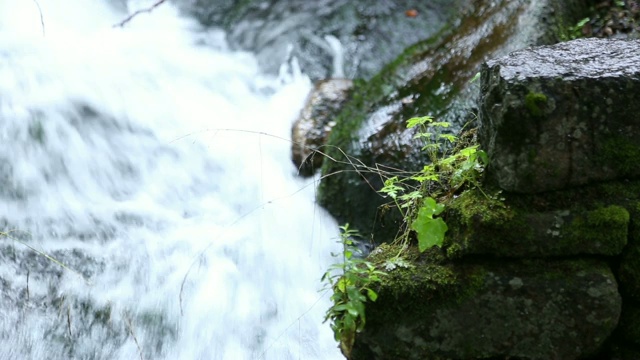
[
  {"xmin": 398, "ymin": 191, "xmax": 422, "ymax": 202},
  {"xmin": 420, "ymin": 197, "xmax": 445, "ymax": 217},
  {"xmin": 406, "ymin": 116, "xmax": 433, "ymax": 128},
  {"xmin": 380, "ymin": 177, "xmax": 404, "ymax": 199},
  {"xmin": 477, "ymin": 150, "xmax": 489, "ymax": 165},
  {"xmin": 347, "ymin": 287, "xmax": 366, "ymax": 302},
  {"xmin": 440, "ymin": 154, "xmax": 458, "ymax": 166},
  {"xmin": 413, "ymin": 132, "xmax": 433, "ymax": 139},
  {"xmin": 367, "ymin": 289, "xmax": 378, "ymax": 302},
  {"xmin": 412, "ymin": 216, "xmax": 448, "ymax": 252},
  {"xmin": 470, "ymin": 71, "xmax": 481, "ymax": 83},
  {"xmin": 412, "ymin": 174, "xmax": 439, "ymax": 182},
  {"xmin": 421, "ymin": 143, "xmax": 440, "ymax": 151},
  {"xmin": 459, "ymin": 145, "xmax": 479, "ymax": 157},
  {"xmin": 346, "ymin": 304, "xmax": 359, "ymax": 317},
  {"xmin": 411, "ymin": 199, "xmax": 448, "ymax": 252},
  {"xmin": 438, "ymin": 134, "xmax": 457, "ymax": 143},
  {"xmin": 333, "ymin": 304, "xmax": 349, "ymax": 312},
  {"xmin": 430, "ymin": 121, "xmax": 450, "ymax": 128}
]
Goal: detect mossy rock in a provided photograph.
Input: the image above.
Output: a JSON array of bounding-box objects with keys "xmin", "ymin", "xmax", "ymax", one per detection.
[
  {"xmin": 353, "ymin": 255, "xmax": 620, "ymax": 360},
  {"xmin": 444, "ymin": 189, "xmax": 629, "ymax": 258},
  {"xmin": 479, "ymin": 38, "xmax": 640, "ymax": 193}
]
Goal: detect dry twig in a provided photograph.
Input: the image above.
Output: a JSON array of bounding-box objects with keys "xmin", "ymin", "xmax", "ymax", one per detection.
[
  {"xmin": 113, "ymin": 0, "xmax": 168, "ymax": 28},
  {"xmin": 32, "ymin": 0, "xmax": 45, "ymax": 35}
]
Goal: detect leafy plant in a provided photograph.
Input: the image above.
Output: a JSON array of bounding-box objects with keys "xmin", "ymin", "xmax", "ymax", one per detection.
[
  {"xmin": 568, "ymin": 17, "xmax": 591, "ymax": 39},
  {"xmin": 379, "ymin": 116, "xmax": 488, "ymax": 252},
  {"xmin": 321, "ymin": 224, "xmax": 386, "ymax": 358},
  {"xmin": 320, "ymin": 116, "xmax": 488, "ymax": 355},
  {"xmin": 411, "ymin": 197, "xmax": 447, "ymax": 252}
]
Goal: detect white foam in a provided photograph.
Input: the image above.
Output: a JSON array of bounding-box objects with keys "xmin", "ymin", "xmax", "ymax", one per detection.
[{"xmin": 0, "ymin": 1, "xmax": 341, "ymax": 359}]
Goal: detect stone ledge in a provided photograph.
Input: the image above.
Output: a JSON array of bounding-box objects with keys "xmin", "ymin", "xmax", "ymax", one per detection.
[{"xmin": 479, "ymin": 38, "xmax": 640, "ymax": 193}]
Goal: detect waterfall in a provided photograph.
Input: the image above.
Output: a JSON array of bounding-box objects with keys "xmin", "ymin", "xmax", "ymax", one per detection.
[{"xmin": 0, "ymin": 1, "xmax": 341, "ymax": 359}]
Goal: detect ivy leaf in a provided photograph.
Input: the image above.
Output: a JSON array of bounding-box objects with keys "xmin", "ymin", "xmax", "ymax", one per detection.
[
  {"xmin": 411, "ymin": 198, "xmax": 448, "ymax": 252},
  {"xmin": 412, "ymin": 216, "xmax": 448, "ymax": 252},
  {"xmin": 422, "ymin": 197, "xmax": 445, "ymax": 216}
]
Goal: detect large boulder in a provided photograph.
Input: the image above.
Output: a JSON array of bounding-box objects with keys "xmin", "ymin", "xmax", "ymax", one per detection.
[
  {"xmin": 353, "ymin": 250, "xmax": 621, "ymax": 360},
  {"xmin": 479, "ymin": 38, "xmax": 640, "ymax": 193},
  {"xmin": 318, "ymin": 0, "xmax": 587, "ymax": 240}
]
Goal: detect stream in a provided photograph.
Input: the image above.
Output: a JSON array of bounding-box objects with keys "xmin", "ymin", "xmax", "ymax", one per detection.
[{"xmin": 0, "ymin": 0, "xmax": 341, "ymax": 359}]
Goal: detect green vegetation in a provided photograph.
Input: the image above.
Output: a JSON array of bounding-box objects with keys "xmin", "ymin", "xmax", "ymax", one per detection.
[
  {"xmin": 599, "ymin": 136, "xmax": 640, "ymax": 176},
  {"xmin": 321, "ymin": 224, "xmax": 386, "ymax": 358},
  {"xmin": 379, "ymin": 115, "xmax": 488, "ymax": 252},
  {"xmin": 322, "ymin": 116, "xmax": 490, "ymax": 356},
  {"xmin": 525, "ymin": 91, "xmax": 548, "ymax": 117},
  {"xmin": 568, "ymin": 17, "xmax": 591, "ymax": 39}
]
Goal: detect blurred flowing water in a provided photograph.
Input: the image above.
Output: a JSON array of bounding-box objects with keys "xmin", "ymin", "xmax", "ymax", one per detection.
[{"xmin": 0, "ymin": 0, "xmax": 341, "ymax": 359}]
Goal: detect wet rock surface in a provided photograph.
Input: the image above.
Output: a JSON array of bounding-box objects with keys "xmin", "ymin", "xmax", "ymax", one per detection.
[
  {"xmin": 291, "ymin": 79, "xmax": 352, "ymax": 176},
  {"xmin": 177, "ymin": 0, "xmax": 466, "ymax": 79},
  {"xmin": 317, "ymin": 0, "xmax": 587, "ymax": 241},
  {"xmin": 479, "ymin": 38, "xmax": 640, "ymax": 193}
]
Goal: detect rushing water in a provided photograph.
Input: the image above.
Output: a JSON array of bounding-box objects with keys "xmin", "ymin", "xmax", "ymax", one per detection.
[{"xmin": 0, "ymin": 1, "xmax": 341, "ymax": 359}]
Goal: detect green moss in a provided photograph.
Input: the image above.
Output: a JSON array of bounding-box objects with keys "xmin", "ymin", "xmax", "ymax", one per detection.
[
  {"xmin": 598, "ymin": 136, "xmax": 640, "ymax": 177},
  {"xmin": 567, "ymin": 205, "xmax": 629, "ymax": 253},
  {"xmin": 450, "ymin": 189, "xmax": 512, "ymax": 227},
  {"xmin": 445, "ymin": 190, "xmax": 629, "ymax": 258},
  {"xmin": 366, "ymin": 242, "xmax": 485, "ymax": 308},
  {"xmin": 525, "ymin": 92, "xmax": 548, "ymax": 117},
  {"xmin": 445, "ymin": 189, "xmax": 532, "ymax": 257}
]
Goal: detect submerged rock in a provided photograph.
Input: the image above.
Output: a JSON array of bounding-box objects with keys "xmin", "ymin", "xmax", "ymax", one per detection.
[{"xmin": 479, "ymin": 38, "xmax": 640, "ymax": 193}]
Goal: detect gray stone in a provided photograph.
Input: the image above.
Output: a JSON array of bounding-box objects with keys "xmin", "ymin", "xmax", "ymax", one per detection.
[{"xmin": 479, "ymin": 38, "xmax": 640, "ymax": 193}]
